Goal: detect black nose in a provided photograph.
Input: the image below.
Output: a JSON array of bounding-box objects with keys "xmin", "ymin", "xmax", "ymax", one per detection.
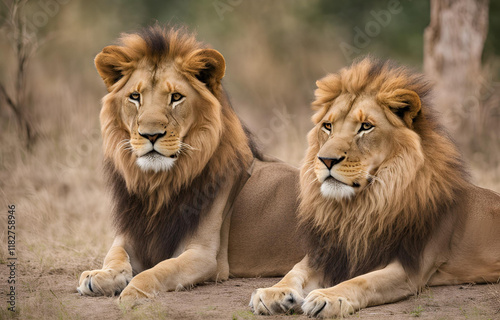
[
  {"xmin": 318, "ymin": 156, "xmax": 345, "ymax": 170},
  {"xmin": 139, "ymin": 131, "xmax": 166, "ymax": 144}
]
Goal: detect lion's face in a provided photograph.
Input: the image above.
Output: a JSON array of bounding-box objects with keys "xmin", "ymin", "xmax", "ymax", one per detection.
[
  {"xmin": 299, "ymin": 59, "xmax": 470, "ymax": 286},
  {"xmin": 95, "ymin": 30, "xmax": 227, "ymax": 175},
  {"xmin": 309, "ymin": 93, "xmax": 417, "ymax": 201},
  {"xmin": 118, "ymin": 64, "xmax": 200, "ymax": 172}
]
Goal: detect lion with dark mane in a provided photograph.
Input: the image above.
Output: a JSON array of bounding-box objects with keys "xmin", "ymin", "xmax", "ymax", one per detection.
[
  {"xmin": 251, "ymin": 57, "xmax": 500, "ymax": 318},
  {"xmin": 77, "ymin": 25, "xmax": 303, "ymax": 303}
]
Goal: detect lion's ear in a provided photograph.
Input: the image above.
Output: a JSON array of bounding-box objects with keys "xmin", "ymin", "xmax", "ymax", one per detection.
[
  {"xmin": 184, "ymin": 49, "xmax": 225, "ymax": 92},
  {"xmin": 382, "ymin": 89, "xmax": 421, "ymax": 128},
  {"xmin": 95, "ymin": 45, "xmax": 133, "ymax": 92},
  {"xmin": 311, "ymin": 74, "xmax": 342, "ymax": 124}
]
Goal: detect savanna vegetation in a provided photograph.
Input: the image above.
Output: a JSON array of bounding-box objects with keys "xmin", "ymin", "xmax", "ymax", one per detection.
[{"xmin": 0, "ymin": 1, "xmax": 499, "ymax": 319}]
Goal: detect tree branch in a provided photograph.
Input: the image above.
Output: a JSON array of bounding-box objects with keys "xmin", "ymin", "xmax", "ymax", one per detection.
[{"xmin": 0, "ymin": 81, "xmax": 17, "ymax": 112}]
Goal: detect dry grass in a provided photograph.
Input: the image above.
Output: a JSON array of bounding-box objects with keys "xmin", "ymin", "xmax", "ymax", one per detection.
[
  {"xmin": 0, "ymin": 67, "xmax": 498, "ymax": 320},
  {"xmin": 0, "ymin": 75, "xmax": 498, "ymax": 319},
  {"xmin": 0, "ymin": 1, "xmax": 499, "ymax": 319}
]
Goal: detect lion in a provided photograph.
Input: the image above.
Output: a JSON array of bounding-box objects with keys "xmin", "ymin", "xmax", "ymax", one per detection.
[
  {"xmin": 76, "ymin": 25, "xmax": 304, "ymax": 304},
  {"xmin": 250, "ymin": 57, "xmax": 500, "ymax": 318}
]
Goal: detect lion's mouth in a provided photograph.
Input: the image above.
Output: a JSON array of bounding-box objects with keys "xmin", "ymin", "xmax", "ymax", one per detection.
[
  {"xmin": 324, "ymin": 176, "xmax": 345, "ymax": 184},
  {"xmin": 320, "ymin": 176, "xmax": 357, "ymax": 200},
  {"xmin": 323, "ymin": 176, "xmax": 361, "ymax": 188},
  {"xmin": 144, "ymin": 150, "xmax": 178, "ymax": 159},
  {"xmin": 136, "ymin": 150, "xmax": 177, "ymax": 172}
]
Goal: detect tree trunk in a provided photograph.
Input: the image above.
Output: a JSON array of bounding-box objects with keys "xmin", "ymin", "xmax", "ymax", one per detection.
[{"xmin": 424, "ymin": 0, "xmax": 489, "ymax": 146}]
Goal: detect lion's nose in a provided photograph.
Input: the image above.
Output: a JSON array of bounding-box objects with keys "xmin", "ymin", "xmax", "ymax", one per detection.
[
  {"xmin": 139, "ymin": 131, "xmax": 166, "ymax": 144},
  {"xmin": 318, "ymin": 156, "xmax": 345, "ymax": 170}
]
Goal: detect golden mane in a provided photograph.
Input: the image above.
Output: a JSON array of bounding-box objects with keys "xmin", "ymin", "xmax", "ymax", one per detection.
[
  {"xmin": 300, "ymin": 57, "xmax": 469, "ymax": 285},
  {"xmin": 97, "ymin": 26, "xmax": 254, "ymax": 268},
  {"xmin": 99, "ymin": 26, "xmax": 253, "ymax": 213}
]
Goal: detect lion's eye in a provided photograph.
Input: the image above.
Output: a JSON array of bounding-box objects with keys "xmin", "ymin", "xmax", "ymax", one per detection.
[
  {"xmin": 171, "ymin": 93, "xmax": 183, "ymax": 103},
  {"xmin": 322, "ymin": 122, "xmax": 332, "ymax": 132},
  {"xmin": 359, "ymin": 122, "xmax": 374, "ymax": 132},
  {"xmin": 129, "ymin": 92, "xmax": 140, "ymax": 102},
  {"xmin": 321, "ymin": 122, "xmax": 332, "ymax": 134}
]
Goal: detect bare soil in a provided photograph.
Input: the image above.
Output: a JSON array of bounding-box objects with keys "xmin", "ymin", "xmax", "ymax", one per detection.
[{"xmin": 1, "ymin": 268, "xmax": 499, "ymax": 320}]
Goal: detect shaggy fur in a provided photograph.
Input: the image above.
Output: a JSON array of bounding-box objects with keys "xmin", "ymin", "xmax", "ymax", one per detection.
[
  {"xmin": 98, "ymin": 26, "xmax": 254, "ymax": 269},
  {"xmin": 299, "ymin": 57, "xmax": 469, "ymax": 286}
]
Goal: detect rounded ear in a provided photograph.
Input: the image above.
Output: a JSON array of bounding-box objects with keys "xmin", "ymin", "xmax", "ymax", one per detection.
[
  {"xmin": 379, "ymin": 89, "xmax": 421, "ymax": 128},
  {"xmin": 183, "ymin": 48, "xmax": 225, "ymax": 91},
  {"xmin": 95, "ymin": 45, "xmax": 133, "ymax": 92},
  {"xmin": 311, "ymin": 74, "xmax": 341, "ymax": 124}
]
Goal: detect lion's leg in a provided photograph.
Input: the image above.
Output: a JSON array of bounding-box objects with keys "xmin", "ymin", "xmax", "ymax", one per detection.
[
  {"xmin": 77, "ymin": 235, "xmax": 133, "ymax": 296},
  {"xmin": 250, "ymin": 255, "xmax": 321, "ymax": 315},
  {"xmin": 118, "ymin": 245, "xmax": 219, "ymax": 305},
  {"xmin": 118, "ymin": 182, "xmax": 233, "ymax": 305},
  {"xmin": 302, "ymin": 261, "xmax": 423, "ymax": 318},
  {"xmin": 214, "ymin": 211, "xmax": 231, "ymax": 282}
]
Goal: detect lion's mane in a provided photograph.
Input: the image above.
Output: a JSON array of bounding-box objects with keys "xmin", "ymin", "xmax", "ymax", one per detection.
[
  {"xmin": 100, "ymin": 26, "xmax": 256, "ymax": 269},
  {"xmin": 300, "ymin": 58, "xmax": 469, "ymax": 286}
]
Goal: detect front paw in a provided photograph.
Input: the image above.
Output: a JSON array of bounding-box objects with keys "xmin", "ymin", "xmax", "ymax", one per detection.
[
  {"xmin": 118, "ymin": 272, "xmax": 157, "ymax": 307},
  {"xmin": 77, "ymin": 268, "xmax": 132, "ymax": 297},
  {"xmin": 302, "ymin": 289, "xmax": 354, "ymax": 318},
  {"xmin": 250, "ymin": 286, "xmax": 304, "ymax": 315}
]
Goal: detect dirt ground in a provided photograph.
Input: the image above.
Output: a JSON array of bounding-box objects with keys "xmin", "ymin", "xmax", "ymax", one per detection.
[
  {"xmin": 1, "ymin": 139, "xmax": 498, "ymax": 320},
  {"xmin": 1, "ymin": 269, "xmax": 499, "ymax": 320}
]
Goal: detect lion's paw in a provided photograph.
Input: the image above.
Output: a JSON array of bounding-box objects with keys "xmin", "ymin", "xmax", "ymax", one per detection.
[
  {"xmin": 77, "ymin": 268, "xmax": 132, "ymax": 297},
  {"xmin": 250, "ymin": 287, "xmax": 304, "ymax": 315},
  {"xmin": 117, "ymin": 271, "xmax": 159, "ymax": 308},
  {"xmin": 118, "ymin": 282, "xmax": 156, "ymax": 308},
  {"xmin": 302, "ymin": 289, "xmax": 354, "ymax": 318}
]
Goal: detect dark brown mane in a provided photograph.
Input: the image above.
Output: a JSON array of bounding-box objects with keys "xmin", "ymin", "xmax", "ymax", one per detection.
[
  {"xmin": 304, "ymin": 197, "xmax": 459, "ymax": 287},
  {"xmin": 106, "ymin": 158, "xmax": 238, "ymax": 269},
  {"xmin": 134, "ymin": 24, "xmax": 204, "ymax": 68},
  {"xmin": 99, "ymin": 25, "xmax": 256, "ymax": 269}
]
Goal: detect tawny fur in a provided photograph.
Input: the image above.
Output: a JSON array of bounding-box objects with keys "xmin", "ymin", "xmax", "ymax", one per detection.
[
  {"xmin": 77, "ymin": 26, "xmax": 304, "ymax": 302},
  {"xmin": 250, "ymin": 58, "xmax": 499, "ymax": 318},
  {"xmin": 300, "ymin": 58, "xmax": 468, "ymax": 282},
  {"xmin": 99, "ymin": 26, "xmax": 253, "ymax": 215}
]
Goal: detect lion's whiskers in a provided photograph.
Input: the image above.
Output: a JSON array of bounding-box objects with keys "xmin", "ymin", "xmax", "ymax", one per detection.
[
  {"xmin": 117, "ymin": 139, "xmax": 134, "ymax": 154},
  {"xmin": 359, "ymin": 170, "xmax": 385, "ymax": 188},
  {"xmin": 307, "ymin": 176, "xmax": 319, "ymax": 187},
  {"xmin": 303, "ymin": 165, "xmax": 316, "ymax": 176},
  {"xmin": 302, "ymin": 159, "xmax": 315, "ymax": 166},
  {"xmin": 117, "ymin": 139, "xmax": 131, "ymax": 149},
  {"xmin": 180, "ymin": 142, "xmax": 199, "ymax": 151}
]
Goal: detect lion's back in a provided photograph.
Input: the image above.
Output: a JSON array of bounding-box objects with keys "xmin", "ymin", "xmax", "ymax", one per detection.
[{"xmin": 228, "ymin": 158, "xmax": 305, "ymax": 277}]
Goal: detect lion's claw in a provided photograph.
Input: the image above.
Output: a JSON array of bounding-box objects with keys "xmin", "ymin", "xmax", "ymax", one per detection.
[
  {"xmin": 250, "ymin": 287, "xmax": 304, "ymax": 315},
  {"xmin": 118, "ymin": 282, "xmax": 155, "ymax": 308},
  {"xmin": 77, "ymin": 268, "xmax": 132, "ymax": 297},
  {"xmin": 302, "ymin": 290, "xmax": 354, "ymax": 318}
]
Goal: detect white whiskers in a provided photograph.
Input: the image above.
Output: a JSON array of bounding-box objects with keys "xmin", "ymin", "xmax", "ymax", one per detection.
[
  {"xmin": 360, "ymin": 170, "xmax": 385, "ymax": 188},
  {"xmin": 180, "ymin": 142, "xmax": 199, "ymax": 151},
  {"xmin": 117, "ymin": 139, "xmax": 133, "ymax": 154},
  {"xmin": 303, "ymin": 165, "xmax": 316, "ymax": 176},
  {"xmin": 306, "ymin": 176, "xmax": 319, "ymax": 187}
]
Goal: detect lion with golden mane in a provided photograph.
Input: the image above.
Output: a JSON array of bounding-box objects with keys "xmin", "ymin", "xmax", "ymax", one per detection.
[
  {"xmin": 76, "ymin": 25, "xmax": 303, "ymax": 303},
  {"xmin": 251, "ymin": 58, "xmax": 500, "ymax": 318}
]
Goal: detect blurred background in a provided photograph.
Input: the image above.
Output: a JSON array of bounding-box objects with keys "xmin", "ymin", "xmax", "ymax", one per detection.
[{"xmin": 0, "ymin": 0, "xmax": 499, "ymax": 315}]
